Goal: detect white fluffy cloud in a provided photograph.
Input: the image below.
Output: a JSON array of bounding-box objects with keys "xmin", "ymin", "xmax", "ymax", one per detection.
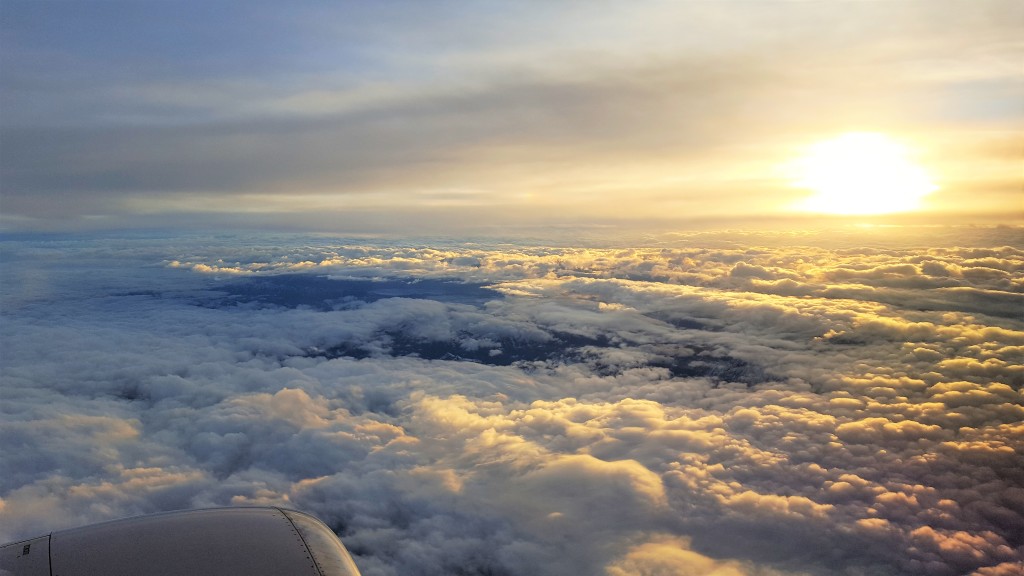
[{"xmin": 1, "ymin": 227, "xmax": 1022, "ymax": 576}]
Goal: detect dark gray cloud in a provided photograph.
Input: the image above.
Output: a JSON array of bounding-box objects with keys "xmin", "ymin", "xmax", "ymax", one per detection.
[{"xmin": 1, "ymin": 227, "xmax": 1022, "ymax": 575}]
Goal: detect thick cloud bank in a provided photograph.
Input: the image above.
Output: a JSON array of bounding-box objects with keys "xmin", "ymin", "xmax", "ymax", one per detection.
[{"xmin": 1, "ymin": 228, "xmax": 1022, "ymax": 576}]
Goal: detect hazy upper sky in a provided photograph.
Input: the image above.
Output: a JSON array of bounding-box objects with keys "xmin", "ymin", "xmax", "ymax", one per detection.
[{"xmin": 1, "ymin": 0, "xmax": 1021, "ymax": 233}]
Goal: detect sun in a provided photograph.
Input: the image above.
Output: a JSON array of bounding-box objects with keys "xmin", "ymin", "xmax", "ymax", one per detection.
[{"xmin": 790, "ymin": 132, "xmax": 938, "ymax": 216}]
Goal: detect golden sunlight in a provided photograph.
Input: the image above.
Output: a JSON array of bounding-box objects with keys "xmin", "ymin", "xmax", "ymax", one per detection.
[{"xmin": 791, "ymin": 133, "xmax": 938, "ymax": 216}]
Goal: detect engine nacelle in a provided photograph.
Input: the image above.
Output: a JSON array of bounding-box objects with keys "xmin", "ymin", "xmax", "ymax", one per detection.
[{"xmin": 0, "ymin": 507, "xmax": 362, "ymax": 576}]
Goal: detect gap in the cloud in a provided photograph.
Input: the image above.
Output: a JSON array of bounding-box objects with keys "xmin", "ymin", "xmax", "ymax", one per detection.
[
  {"xmin": 312, "ymin": 330, "xmax": 768, "ymax": 385},
  {"xmin": 193, "ymin": 273, "xmax": 770, "ymax": 385},
  {"xmin": 205, "ymin": 274, "xmax": 502, "ymax": 310}
]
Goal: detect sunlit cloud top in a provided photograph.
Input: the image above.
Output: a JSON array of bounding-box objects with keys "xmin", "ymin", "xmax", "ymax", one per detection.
[{"xmin": 1, "ymin": 0, "xmax": 1021, "ymax": 233}]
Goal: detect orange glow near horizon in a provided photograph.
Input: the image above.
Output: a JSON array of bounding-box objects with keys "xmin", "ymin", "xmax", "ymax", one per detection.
[{"xmin": 790, "ymin": 133, "xmax": 939, "ymax": 216}]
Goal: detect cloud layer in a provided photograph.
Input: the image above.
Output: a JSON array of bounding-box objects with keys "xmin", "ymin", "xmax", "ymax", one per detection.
[{"xmin": 1, "ymin": 227, "xmax": 1022, "ymax": 576}]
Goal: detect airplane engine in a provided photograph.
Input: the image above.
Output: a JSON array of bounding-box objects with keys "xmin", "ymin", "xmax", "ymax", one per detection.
[{"xmin": 0, "ymin": 506, "xmax": 362, "ymax": 576}]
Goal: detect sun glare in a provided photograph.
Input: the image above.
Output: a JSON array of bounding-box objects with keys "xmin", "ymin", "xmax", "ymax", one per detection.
[{"xmin": 791, "ymin": 132, "xmax": 937, "ymax": 216}]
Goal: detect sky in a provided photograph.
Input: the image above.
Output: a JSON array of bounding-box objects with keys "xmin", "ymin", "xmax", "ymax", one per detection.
[
  {"xmin": 1, "ymin": 0, "xmax": 1022, "ymax": 234},
  {"xmin": 1, "ymin": 3, "xmax": 1024, "ymax": 576}
]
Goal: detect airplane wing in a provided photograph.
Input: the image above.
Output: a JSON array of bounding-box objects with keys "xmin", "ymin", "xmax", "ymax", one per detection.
[{"xmin": 0, "ymin": 506, "xmax": 362, "ymax": 576}]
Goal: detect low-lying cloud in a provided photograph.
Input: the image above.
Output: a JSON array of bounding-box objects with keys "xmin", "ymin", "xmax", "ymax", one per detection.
[{"xmin": 1, "ymin": 227, "xmax": 1021, "ymax": 575}]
